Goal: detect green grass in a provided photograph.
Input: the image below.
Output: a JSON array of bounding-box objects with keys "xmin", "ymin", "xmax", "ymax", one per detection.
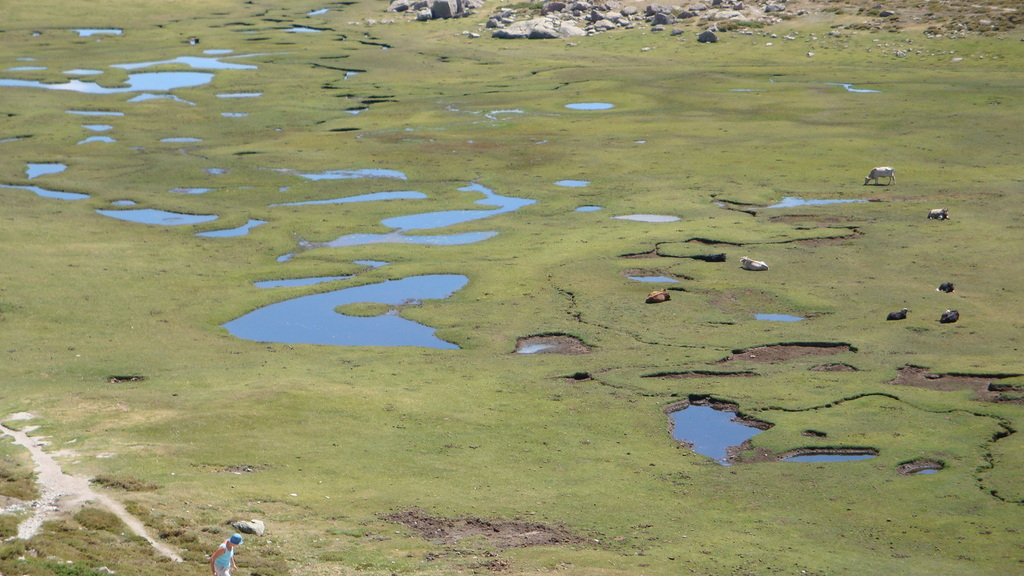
[{"xmin": 1, "ymin": 1, "xmax": 1023, "ymax": 575}]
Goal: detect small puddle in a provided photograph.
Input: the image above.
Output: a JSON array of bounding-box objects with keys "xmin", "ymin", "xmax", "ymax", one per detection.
[
  {"xmin": 8, "ymin": 66, "xmax": 47, "ymax": 72},
  {"xmin": 781, "ymin": 451, "xmax": 877, "ymax": 462},
  {"xmin": 113, "ymin": 56, "xmax": 257, "ymax": 72},
  {"xmin": 668, "ymin": 404, "xmax": 766, "ymax": 465},
  {"xmin": 196, "ymin": 219, "xmax": 266, "ymax": 237},
  {"xmin": 0, "ymin": 184, "xmax": 89, "ymax": 201},
  {"xmin": 517, "ymin": 344, "xmax": 555, "ymax": 354},
  {"xmin": 64, "ymin": 69, "xmax": 104, "ymax": 76},
  {"xmin": 292, "ymin": 168, "xmax": 407, "ymax": 180},
  {"xmin": 222, "ymin": 112, "xmax": 248, "ymax": 118},
  {"xmin": 170, "ymin": 187, "xmax": 213, "ymax": 195},
  {"xmin": 628, "ymin": 276, "xmax": 677, "ymax": 283},
  {"xmin": 73, "ymin": 28, "xmax": 123, "ymax": 37},
  {"xmin": 270, "ymin": 191, "xmax": 426, "ymax": 207},
  {"xmin": 755, "ymin": 314, "xmax": 804, "ymax": 322},
  {"xmin": 575, "ymin": 205, "xmax": 603, "ymax": 212},
  {"xmin": 82, "ymin": 124, "xmax": 112, "ymax": 131},
  {"xmin": 380, "ymin": 183, "xmax": 535, "ymax": 230},
  {"xmin": 77, "ymin": 136, "xmax": 115, "ymax": 144},
  {"xmin": 161, "ymin": 137, "xmax": 203, "ymax": 143},
  {"xmin": 565, "ymin": 103, "xmax": 614, "ymax": 110},
  {"xmin": 217, "ymin": 92, "xmax": 262, "ymax": 98},
  {"xmin": 555, "ymin": 180, "xmax": 589, "ymax": 187},
  {"xmin": 96, "ymin": 208, "xmax": 218, "ymax": 226},
  {"xmin": 111, "ymin": 200, "xmax": 136, "ymax": 206},
  {"xmin": 825, "ymin": 82, "xmax": 881, "ymax": 93},
  {"xmin": 286, "ymin": 26, "xmax": 324, "ymax": 33},
  {"xmin": 613, "ymin": 214, "xmax": 680, "ymax": 223},
  {"xmin": 67, "ymin": 110, "xmax": 123, "ymax": 116},
  {"xmin": 766, "ymin": 197, "xmax": 868, "ymax": 209},
  {"xmin": 26, "ymin": 163, "xmax": 67, "ymax": 179},
  {"xmin": 222, "ymin": 274, "xmax": 468, "ymax": 348},
  {"xmin": 0, "ymin": 72, "xmax": 214, "ymax": 94}
]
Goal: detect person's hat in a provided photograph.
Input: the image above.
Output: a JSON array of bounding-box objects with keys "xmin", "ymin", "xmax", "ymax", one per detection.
[{"xmin": 229, "ymin": 533, "xmax": 243, "ymax": 545}]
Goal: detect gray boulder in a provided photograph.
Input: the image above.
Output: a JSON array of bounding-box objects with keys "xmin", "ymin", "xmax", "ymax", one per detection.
[
  {"xmin": 231, "ymin": 519, "xmax": 266, "ymax": 536},
  {"xmin": 697, "ymin": 29, "xmax": 718, "ymax": 42}
]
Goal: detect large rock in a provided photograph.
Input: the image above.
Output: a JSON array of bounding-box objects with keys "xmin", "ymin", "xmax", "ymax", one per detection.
[
  {"xmin": 697, "ymin": 29, "xmax": 719, "ymax": 42},
  {"xmin": 492, "ymin": 17, "xmax": 584, "ymax": 38},
  {"xmin": 231, "ymin": 519, "xmax": 266, "ymax": 536}
]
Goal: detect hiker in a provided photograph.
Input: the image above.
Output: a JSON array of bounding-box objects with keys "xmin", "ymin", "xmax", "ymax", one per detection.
[{"xmin": 210, "ymin": 533, "xmax": 243, "ymax": 576}]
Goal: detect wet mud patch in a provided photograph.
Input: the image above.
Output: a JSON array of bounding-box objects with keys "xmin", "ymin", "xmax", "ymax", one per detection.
[
  {"xmin": 107, "ymin": 375, "xmax": 145, "ymax": 383},
  {"xmin": 775, "ymin": 447, "xmax": 878, "ymax": 461},
  {"xmin": 644, "ymin": 370, "xmax": 758, "ymax": 379},
  {"xmin": 810, "ymin": 363, "xmax": 859, "ymax": 372},
  {"xmin": 887, "ymin": 365, "xmax": 1024, "ymax": 404},
  {"xmin": 716, "ymin": 343, "xmax": 854, "ymax": 364},
  {"xmin": 897, "ymin": 459, "xmax": 944, "ymax": 475},
  {"xmin": 384, "ymin": 509, "xmax": 584, "ymax": 549},
  {"xmin": 514, "ymin": 334, "xmax": 590, "ymax": 355},
  {"xmin": 767, "ymin": 214, "xmax": 856, "ymax": 225}
]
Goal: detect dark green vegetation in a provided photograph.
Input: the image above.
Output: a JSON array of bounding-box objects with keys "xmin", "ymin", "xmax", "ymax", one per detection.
[{"xmin": 1, "ymin": 0, "xmax": 1023, "ymax": 575}]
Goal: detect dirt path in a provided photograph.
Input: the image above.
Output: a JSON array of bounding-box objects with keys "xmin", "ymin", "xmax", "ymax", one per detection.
[{"xmin": 0, "ymin": 415, "xmax": 183, "ymax": 562}]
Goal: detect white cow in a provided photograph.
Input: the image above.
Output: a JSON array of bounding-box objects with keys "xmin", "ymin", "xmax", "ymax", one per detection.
[
  {"xmin": 928, "ymin": 208, "xmax": 949, "ymax": 220},
  {"xmin": 740, "ymin": 257, "xmax": 769, "ymax": 271},
  {"xmin": 864, "ymin": 166, "xmax": 895, "ymax": 185}
]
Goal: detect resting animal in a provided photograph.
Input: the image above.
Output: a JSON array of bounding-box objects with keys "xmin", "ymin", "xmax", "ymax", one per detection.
[
  {"xmin": 939, "ymin": 309, "xmax": 959, "ymax": 324},
  {"xmin": 887, "ymin": 308, "xmax": 909, "ymax": 321},
  {"xmin": 646, "ymin": 289, "xmax": 670, "ymax": 304},
  {"xmin": 928, "ymin": 208, "xmax": 949, "ymax": 220},
  {"xmin": 739, "ymin": 257, "xmax": 769, "ymax": 271},
  {"xmin": 937, "ymin": 282, "xmax": 955, "ymax": 293},
  {"xmin": 864, "ymin": 166, "xmax": 895, "ymax": 185}
]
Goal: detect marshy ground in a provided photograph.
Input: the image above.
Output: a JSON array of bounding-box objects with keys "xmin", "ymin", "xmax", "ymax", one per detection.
[{"xmin": 1, "ymin": 0, "xmax": 1023, "ymax": 575}]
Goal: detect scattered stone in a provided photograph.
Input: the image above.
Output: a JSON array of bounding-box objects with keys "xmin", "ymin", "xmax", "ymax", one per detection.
[
  {"xmin": 231, "ymin": 519, "xmax": 266, "ymax": 536},
  {"xmin": 697, "ymin": 29, "xmax": 719, "ymax": 43}
]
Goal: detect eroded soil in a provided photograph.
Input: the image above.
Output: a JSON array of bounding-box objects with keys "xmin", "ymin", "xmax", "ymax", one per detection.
[
  {"xmin": 383, "ymin": 509, "xmax": 584, "ymax": 549},
  {"xmin": 887, "ymin": 365, "xmax": 1024, "ymax": 404},
  {"xmin": 716, "ymin": 343, "xmax": 854, "ymax": 363}
]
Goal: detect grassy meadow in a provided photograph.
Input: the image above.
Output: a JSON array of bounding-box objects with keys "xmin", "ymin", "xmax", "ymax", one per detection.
[{"xmin": 1, "ymin": 0, "xmax": 1023, "ymax": 574}]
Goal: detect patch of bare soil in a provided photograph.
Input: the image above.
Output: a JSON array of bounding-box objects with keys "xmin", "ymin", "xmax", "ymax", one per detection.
[
  {"xmin": 810, "ymin": 363, "xmax": 859, "ymax": 372},
  {"xmin": 887, "ymin": 365, "xmax": 1024, "ymax": 404},
  {"xmin": 897, "ymin": 459, "xmax": 944, "ymax": 475},
  {"xmin": 716, "ymin": 343, "xmax": 854, "ymax": 364},
  {"xmin": 514, "ymin": 335, "xmax": 590, "ymax": 355},
  {"xmin": 384, "ymin": 509, "xmax": 584, "ymax": 549},
  {"xmin": 645, "ymin": 370, "xmax": 758, "ymax": 378},
  {"xmin": 768, "ymin": 215, "xmax": 853, "ymax": 225}
]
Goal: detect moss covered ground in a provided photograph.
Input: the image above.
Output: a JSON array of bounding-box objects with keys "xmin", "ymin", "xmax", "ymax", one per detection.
[{"xmin": 1, "ymin": 1, "xmax": 1023, "ymax": 574}]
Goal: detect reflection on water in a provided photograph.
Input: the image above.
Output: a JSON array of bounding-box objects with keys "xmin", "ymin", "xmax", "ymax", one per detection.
[
  {"xmin": 26, "ymin": 163, "xmax": 67, "ymax": 179},
  {"xmin": 0, "ymin": 184, "xmax": 89, "ymax": 201},
  {"xmin": 196, "ymin": 219, "xmax": 266, "ymax": 237},
  {"xmin": 97, "ymin": 208, "xmax": 218, "ymax": 225},
  {"xmin": 566, "ymin": 102, "xmax": 614, "ymax": 110},
  {"xmin": 826, "ymin": 82, "xmax": 881, "ymax": 93},
  {"xmin": 161, "ymin": 137, "xmax": 202, "ymax": 143},
  {"xmin": 381, "ymin": 183, "xmax": 535, "ymax": 230},
  {"xmin": 766, "ymin": 197, "xmax": 868, "ymax": 209},
  {"xmin": 323, "ymin": 231, "xmax": 499, "ymax": 247},
  {"xmin": 294, "ymin": 168, "xmax": 407, "ymax": 180},
  {"xmin": 73, "ymin": 29, "xmax": 122, "ymax": 37},
  {"xmin": 628, "ymin": 276, "xmax": 677, "ymax": 283},
  {"xmin": 0, "ymin": 72, "xmax": 213, "ymax": 94},
  {"xmin": 517, "ymin": 344, "xmax": 555, "ymax": 354},
  {"xmin": 669, "ymin": 405, "xmax": 764, "ymax": 465},
  {"xmin": 555, "ymin": 180, "xmax": 589, "ymax": 187},
  {"xmin": 112, "ymin": 56, "xmax": 257, "ymax": 71},
  {"xmin": 575, "ymin": 205, "xmax": 603, "ymax": 212},
  {"xmin": 755, "ymin": 313, "xmax": 804, "ymax": 322},
  {"xmin": 82, "ymin": 124, "xmax": 112, "ymax": 131},
  {"xmin": 222, "ymin": 274, "xmax": 468, "ymax": 348},
  {"xmin": 77, "ymin": 136, "xmax": 115, "ymax": 144}
]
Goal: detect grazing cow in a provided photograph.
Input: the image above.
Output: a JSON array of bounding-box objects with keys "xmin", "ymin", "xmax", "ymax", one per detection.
[
  {"xmin": 937, "ymin": 282, "xmax": 955, "ymax": 293},
  {"xmin": 739, "ymin": 257, "xmax": 769, "ymax": 271},
  {"xmin": 864, "ymin": 166, "xmax": 895, "ymax": 185},
  {"xmin": 928, "ymin": 208, "xmax": 949, "ymax": 220},
  {"xmin": 939, "ymin": 309, "xmax": 960, "ymax": 324},
  {"xmin": 887, "ymin": 308, "xmax": 909, "ymax": 321},
  {"xmin": 646, "ymin": 289, "xmax": 670, "ymax": 304}
]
